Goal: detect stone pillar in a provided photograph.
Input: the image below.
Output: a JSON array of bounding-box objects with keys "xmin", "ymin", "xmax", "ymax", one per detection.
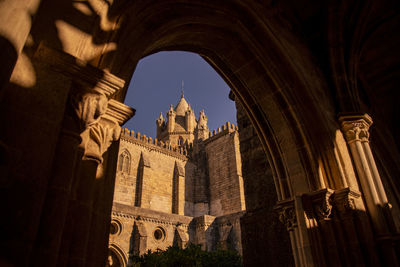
[
  {"xmin": 339, "ymin": 114, "xmax": 390, "ymax": 233},
  {"xmin": 30, "ymin": 113, "xmax": 83, "ymax": 267},
  {"xmin": 275, "ymin": 198, "xmax": 314, "ymax": 267},
  {"xmin": 333, "ymin": 188, "xmax": 378, "ymax": 266},
  {"xmin": 300, "ymin": 186, "xmax": 388, "ymax": 266},
  {"xmin": 29, "ymin": 45, "xmax": 134, "ymax": 267},
  {"xmin": 66, "ymin": 100, "xmax": 133, "ymax": 267},
  {"xmin": 339, "ymin": 113, "xmax": 399, "ymax": 265},
  {"xmin": 303, "ymin": 189, "xmax": 337, "ymax": 266},
  {"xmin": 85, "ymin": 100, "xmax": 135, "ymax": 267}
]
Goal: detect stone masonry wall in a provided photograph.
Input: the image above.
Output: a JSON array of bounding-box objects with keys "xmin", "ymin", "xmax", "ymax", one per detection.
[
  {"xmin": 190, "ymin": 141, "xmax": 210, "ymax": 217},
  {"xmin": 114, "ymin": 131, "xmax": 195, "ymax": 216},
  {"xmin": 111, "ymin": 121, "xmax": 247, "ymax": 259},
  {"xmin": 234, "ymin": 98, "xmax": 293, "ymax": 267},
  {"xmin": 109, "ymin": 203, "xmax": 193, "ymax": 262},
  {"xmin": 204, "ymin": 124, "xmax": 246, "ymax": 216}
]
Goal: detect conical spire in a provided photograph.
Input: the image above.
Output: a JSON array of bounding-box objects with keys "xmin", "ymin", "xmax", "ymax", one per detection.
[
  {"xmin": 175, "ymin": 90, "xmax": 189, "ymax": 116},
  {"xmin": 156, "ymin": 112, "xmax": 165, "ymax": 127},
  {"xmin": 158, "ymin": 112, "xmax": 164, "ymax": 121}
]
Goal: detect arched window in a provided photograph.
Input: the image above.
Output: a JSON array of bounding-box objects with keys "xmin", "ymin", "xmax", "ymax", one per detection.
[
  {"xmin": 118, "ymin": 150, "xmax": 131, "ymax": 174},
  {"xmin": 178, "ymin": 136, "xmax": 184, "ymax": 146}
]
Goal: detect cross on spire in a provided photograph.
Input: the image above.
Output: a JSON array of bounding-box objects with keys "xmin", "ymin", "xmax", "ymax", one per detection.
[{"xmin": 181, "ymin": 80, "xmax": 184, "ymax": 98}]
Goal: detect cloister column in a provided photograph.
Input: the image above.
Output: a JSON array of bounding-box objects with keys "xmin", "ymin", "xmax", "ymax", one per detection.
[
  {"xmin": 339, "ymin": 114, "xmax": 390, "ymax": 233},
  {"xmin": 275, "ymin": 198, "xmax": 314, "ymax": 267},
  {"xmin": 339, "ymin": 113, "xmax": 399, "ymax": 264},
  {"xmin": 86, "ymin": 100, "xmax": 134, "ymax": 267},
  {"xmin": 29, "ymin": 44, "xmax": 134, "ymax": 267},
  {"xmin": 66, "ymin": 98, "xmax": 133, "ymax": 267}
]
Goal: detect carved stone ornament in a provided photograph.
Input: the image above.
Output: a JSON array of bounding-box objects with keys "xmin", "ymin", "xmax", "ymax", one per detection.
[
  {"xmin": 36, "ymin": 44, "xmax": 135, "ymax": 163},
  {"xmin": 278, "ymin": 206, "xmax": 297, "ymax": 231},
  {"xmin": 339, "ymin": 114, "xmax": 373, "ymax": 143},
  {"xmin": 334, "ymin": 188, "xmax": 360, "ymax": 215},
  {"xmin": 82, "ymin": 122, "xmax": 121, "ymax": 163},
  {"xmin": 73, "ymin": 96, "xmax": 133, "ymax": 163},
  {"xmin": 303, "ymin": 189, "xmax": 334, "ymax": 221},
  {"xmin": 315, "ymin": 190, "xmax": 334, "ymax": 221},
  {"xmin": 71, "ymin": 91, "xmax": 108, "ymax": 130}
]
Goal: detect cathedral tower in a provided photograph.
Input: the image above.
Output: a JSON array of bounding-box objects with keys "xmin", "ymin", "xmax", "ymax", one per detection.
[{"xmin": 156, "ymin": 91, "xmax": 209, "ymax": 147}]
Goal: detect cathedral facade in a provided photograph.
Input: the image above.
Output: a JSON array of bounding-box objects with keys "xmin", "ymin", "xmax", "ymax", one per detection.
[{"xmin": 108, "ymin": 93, "xmax": 245, "ymax": 266}]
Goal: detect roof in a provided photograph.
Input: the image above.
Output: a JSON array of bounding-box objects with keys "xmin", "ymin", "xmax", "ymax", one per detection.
[{"xmin": 174, "ymin": 92, "xmax": 190, "ymax": 116}]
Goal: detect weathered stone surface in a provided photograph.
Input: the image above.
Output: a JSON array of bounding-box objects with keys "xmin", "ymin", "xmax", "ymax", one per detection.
[
  {"xmin": 109, "ymin": 94, "xmax": 246, "ymax": 263},
  {"xmin": 1, "ymin": 0, "xmax": 400, "ymax": 266},
  {"xmin": 235, "ymin": 98, "xmax": 294, "ymax": 266}
]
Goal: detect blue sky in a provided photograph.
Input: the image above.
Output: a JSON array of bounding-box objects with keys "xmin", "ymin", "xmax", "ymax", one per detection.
[{"xmin": 123, "ymin": 51, "xmax": 237, "ymax": 137}]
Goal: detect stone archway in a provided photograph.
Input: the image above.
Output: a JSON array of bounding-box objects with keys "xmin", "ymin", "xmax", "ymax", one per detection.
[
  {"xmin": 92, "ymin": 3, "xmax": 360, "ymax": 265},
  {"xmin": 106, "ymin": 244, "xmax": 128, "ymax": 267},
  {"xmin": 1, "ymin": 0, "xmax": 399, "ymax": 266}
]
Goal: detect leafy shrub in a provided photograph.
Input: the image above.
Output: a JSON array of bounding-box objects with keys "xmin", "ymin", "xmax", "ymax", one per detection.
[{"xmin": 130, "ymin": 244, "xmax": 242, "ymax": 267}]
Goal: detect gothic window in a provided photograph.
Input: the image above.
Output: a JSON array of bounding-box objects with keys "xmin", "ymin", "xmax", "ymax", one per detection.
[
  {"xmin": 178, "ymin": 136, "xmax": 184, "ymax": 146},
  {"xmin": 118, "ymin": 150, "xmax": 131, "ymax": 174}
]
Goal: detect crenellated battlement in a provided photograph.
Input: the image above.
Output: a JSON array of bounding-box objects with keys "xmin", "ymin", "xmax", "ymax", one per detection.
[
  {"xmin": 120, "ymin": 128, "xmax": 191, "ymax": 159},
  {"xmin": 206, "ymin": 121, "xmax": 238, "ymax": 143}
]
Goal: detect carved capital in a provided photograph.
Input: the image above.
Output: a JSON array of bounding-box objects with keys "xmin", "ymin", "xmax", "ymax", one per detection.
[
  {"xmin": 303, "ymin": 189, "xmax": 334, "ymax": 221},
  {"xmin": 333, "ymin": 188, "xmax": 360, "ymax": 215},
  {"xmin": 80, "ymin": 100, "xmax": 134, "ymax": 163},
  {"xmin": 71, "ymin": 91, "xmax": 108, "ymax": 130},
  {"xmin": 275, "ymin": 199, "xmax": 297, "ymax": 231},
  {"xmin": 81, "ymin": 122, "xmax": 120, "ymax": 163},
  {"xmin": 338, "ymin": 114, "xmax": 373, "ymax": 143},
  {"xmin": 36, "ymin": 44, "xmax": 135, "ymax": 163}
]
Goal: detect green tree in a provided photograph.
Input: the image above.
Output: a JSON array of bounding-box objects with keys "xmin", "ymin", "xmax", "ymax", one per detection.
[{"xmin": 130, "ymin": 244, "xmax": 242, "ymax": 267}]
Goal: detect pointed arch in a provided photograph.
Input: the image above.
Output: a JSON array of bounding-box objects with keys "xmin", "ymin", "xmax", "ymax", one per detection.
[{"xmin": 118, "ymin": 149, "xmax": 131, "ymax": 175}]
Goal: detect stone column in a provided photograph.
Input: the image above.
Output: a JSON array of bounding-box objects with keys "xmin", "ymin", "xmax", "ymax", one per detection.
[
  {"xmin": 30, "ymin": 45, "xmax": 134, "ymax": 267},
  {"xmin": 300, "ymin": 187, "xmax": 384, "ymax": 267},
  {"xmin": 86, "ymin": 100, "xmax": 134, "ymax": 267},
  {"xmin": 276, "ymin": 200, "xmax": 300, "ymax": 266},
  {"xmin": 339, "ymin": 114, "xmax": 390, "ymax": 234},
  {"xmin": 275, "ymin": 199, "xmax": 304, "ymax": 266},
  {"xmin": 303, "ymin": 189, "xmax": 338, "ymax": 267},
  {"xmin": 30, "ymin": 114, "xmax": 82, "ymax": 267},
  {"xmin": 339, "ymin": 114, "xmax": 400, "ymax": 266},
  {"xmin": 333, "ymin": 188, "xmax": 379, "ymax": 266},
  {"xmin": 67, "ymin": 98, "xmax": 133, "ymax": 267}
]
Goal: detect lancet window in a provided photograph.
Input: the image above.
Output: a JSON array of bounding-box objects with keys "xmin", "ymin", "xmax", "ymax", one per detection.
[{"xmin": 118, "ymin": 150, "xmax": 131, "ymax": 174}]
